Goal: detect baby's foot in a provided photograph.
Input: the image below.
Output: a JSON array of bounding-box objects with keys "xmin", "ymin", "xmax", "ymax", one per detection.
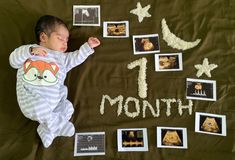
[
  {"xmin": 53, "ymin": 100, "xmax": 74, "ymax": 120},
  {"xmin": 57, "ymin": 121, "xmax": 75, "ymax": 137},
  {"xmin": 37, "ymin": 124, "xmax": 55, "ymax": 148}
]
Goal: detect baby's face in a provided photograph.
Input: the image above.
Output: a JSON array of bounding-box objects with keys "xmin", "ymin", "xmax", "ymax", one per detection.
[
  {"xmin": 44, "ymin": 24, "xmax": 69, "ymax": 52},
  {"xmin": 159, "ymin": 57, "xmax": 171, "ymax": 69}
]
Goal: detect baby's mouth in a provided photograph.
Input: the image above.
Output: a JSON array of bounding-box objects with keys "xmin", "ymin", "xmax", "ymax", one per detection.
[{"xmin": 60, "ymin": 48, "xmax": 66, "ymax": 51}]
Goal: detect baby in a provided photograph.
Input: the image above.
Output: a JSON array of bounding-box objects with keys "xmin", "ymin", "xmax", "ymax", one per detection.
[{"xmin": 9, "ymin": 15, "xmax": 100, "ymax": 148}]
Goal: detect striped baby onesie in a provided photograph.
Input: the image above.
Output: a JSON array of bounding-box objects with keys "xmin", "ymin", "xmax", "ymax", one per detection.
[{"xmin": 9, "ymin": 43, "xmax": 94, "ymax": 148}]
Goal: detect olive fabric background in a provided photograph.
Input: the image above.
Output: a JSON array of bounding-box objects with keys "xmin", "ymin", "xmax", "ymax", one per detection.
[{"xmin": 0, "ymin": 0, "xmax": 235, "ymax": 160}]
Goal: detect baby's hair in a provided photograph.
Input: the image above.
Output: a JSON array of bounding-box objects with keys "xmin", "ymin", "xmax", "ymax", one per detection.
[{"xmin": 35, "ymin": 15, "xmax": 68, "ymax": 43}]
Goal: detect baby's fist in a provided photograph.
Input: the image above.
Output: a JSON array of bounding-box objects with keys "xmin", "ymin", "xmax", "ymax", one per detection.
[{"xmin": 88, "ymin": 37, "xmax": 100, "ymax": 49}]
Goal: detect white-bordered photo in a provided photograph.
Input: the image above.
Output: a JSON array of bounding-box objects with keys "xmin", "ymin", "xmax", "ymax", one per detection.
[
  {"xmin": 73, "ymin": 5, "xmax": 100, "ymax": 26},
  {"xmin": 155, "ymin": 53, "xmax": 183, "ymax": 72},
  {"xmin": 74, "ymin": 132, "xmax": 105, "ymax": 156},
  {"xmin": 117, "ymin": 128, "xmax": 148, "ymax": 152},
  {"xmin": 195, "ymin": 112, "xmax": 226, "ymax": 136},
  {"xmin": 157, "ymin": 127, "xmax": 188, "ymax": 149},
  {"xmin": 103, "ymin": 21, "xmax": 129, "ymax": 38},
  {"xmin": 132, "ymin": 34, "xmax": 160, "ymax": 55},
  {"xmin": 186, "ymin": 78, "xmax": 216, "ymax": 101}
]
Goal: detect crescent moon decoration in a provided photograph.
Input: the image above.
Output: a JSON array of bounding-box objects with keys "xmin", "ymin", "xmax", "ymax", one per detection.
[{"xmin": 161, "ymin": 18, "xmax": 201, "ymax": 50}]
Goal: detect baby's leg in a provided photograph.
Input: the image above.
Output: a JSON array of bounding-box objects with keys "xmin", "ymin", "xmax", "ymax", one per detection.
[
  {"xmin": 18, "ymin": 85, "xmax": 74, "ymax": 147},
  {"xmin": 53, "ymin": 99, "xmax": 74, "ymax": 120},
  {"xmin": 19, "ymin": 95, "xmax": 58, "ymax": 147},
  {"xmin": 53, "ymin": 86, "xmax": 74, "ymax": 120},
  {"xmin": 52, "ymin": 99, "xmax": 75, "ymax": 137},
  {"xmin": 37, "ymin": 113, "xmax": 75, "ymax": 147}
]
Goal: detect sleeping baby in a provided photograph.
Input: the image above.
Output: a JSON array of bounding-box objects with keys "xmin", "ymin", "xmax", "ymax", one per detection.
[{"xmin": 9, "ymin": 15, "xmax": 100, "ymax": 148}]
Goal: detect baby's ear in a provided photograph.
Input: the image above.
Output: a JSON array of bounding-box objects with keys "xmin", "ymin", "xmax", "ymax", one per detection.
[{"xmin": 40, "ymin": 32, "xmax": 48, "ymax": 43}]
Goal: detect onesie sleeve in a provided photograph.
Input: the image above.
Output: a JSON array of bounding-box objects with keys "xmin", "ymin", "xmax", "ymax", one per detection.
[
  {"xmin": 9, "ymin": 44, "xmax": 33, "ymax": 69},
  {"xmin": 63, "ymin": 42, "xmax": 94, "ymax": 72}
]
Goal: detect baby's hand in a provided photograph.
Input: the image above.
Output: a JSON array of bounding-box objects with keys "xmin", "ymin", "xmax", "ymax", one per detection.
[
  {"xmin": 30, "ymin": 47, "xmax": 48, "ymax": 56},
  {"xmin": 88, "ymin": 37, "xmax": 101, "ymax": 49}
]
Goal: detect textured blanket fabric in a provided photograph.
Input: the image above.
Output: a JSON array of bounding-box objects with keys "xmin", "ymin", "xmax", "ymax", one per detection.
[{"xmin": 0, "ymin": 0, "xmax": 235, "ymax": 160}]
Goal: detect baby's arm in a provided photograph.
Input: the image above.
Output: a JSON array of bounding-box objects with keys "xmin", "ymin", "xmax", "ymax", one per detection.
[
  {"xmin": 63, "ymin": 37, "xmax": 100, "ymax": 72},
  {"xmin": 9, "ymin": 45, "xmax": 33, "ymax": 69},
  {"xmin": 63, "ymin": 42, "xmax": 94, "ymax": 72},
  {"xmin": 9, "ymin": 45, "xmax": 47, "ymax": 69}
]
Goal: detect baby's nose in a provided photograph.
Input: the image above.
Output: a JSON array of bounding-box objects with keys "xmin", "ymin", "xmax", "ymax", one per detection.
[{"xmin": 37, "ymin": 76, "xmax": 43, "ymax": 80}]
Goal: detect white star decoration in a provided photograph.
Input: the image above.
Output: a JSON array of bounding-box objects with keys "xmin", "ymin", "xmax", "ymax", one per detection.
[
  {"xmin": 194, "ymin": 58, "xmax": 218, "ymax": 78},
  {"xmin": 130, "ymin": 2, "xmax": 151, "ymax": 23}
]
